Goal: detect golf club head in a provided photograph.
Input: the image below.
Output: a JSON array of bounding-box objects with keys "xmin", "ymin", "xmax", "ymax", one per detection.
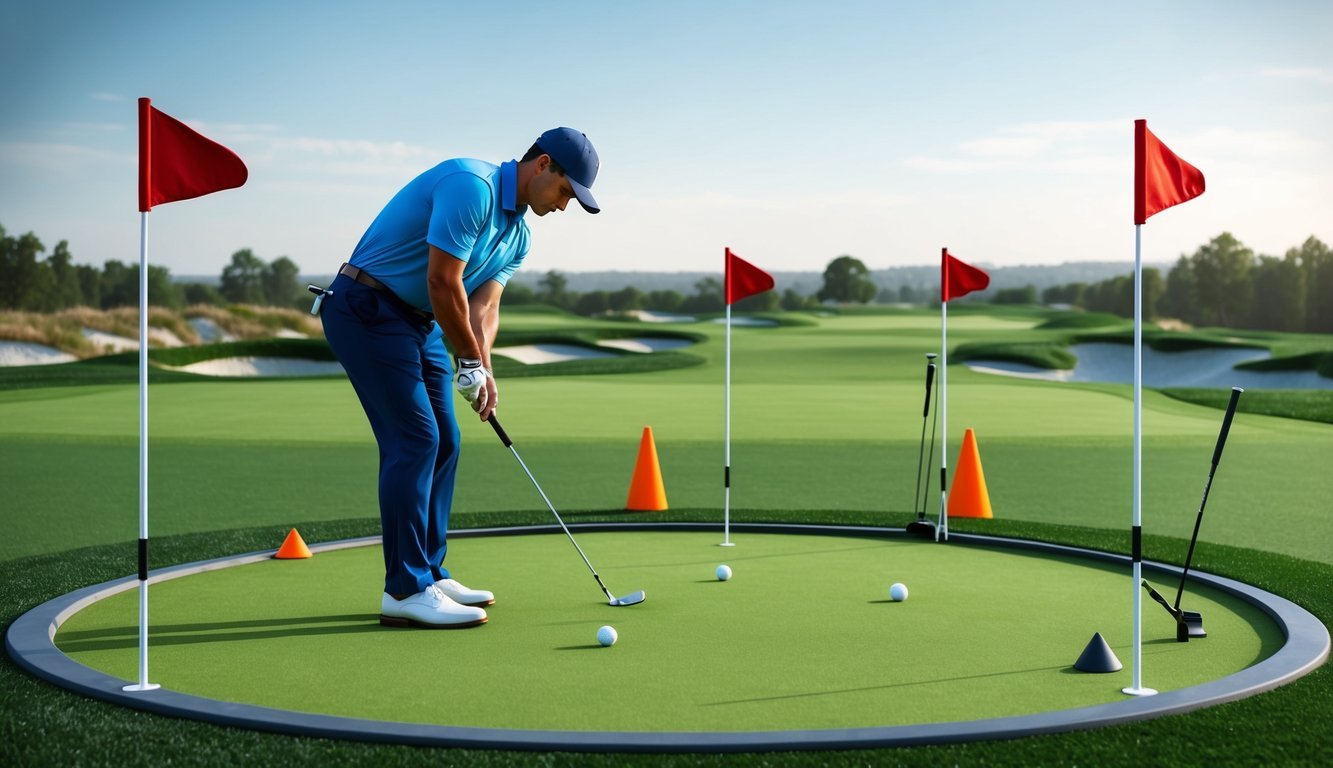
[
  {"xmin": 905, "ymin": 519, "xmax": 937, "ymax": 538},
  {"xmin": 609, "ymin": 590, "xmax": 646, "ymax": 607},
  {"xmin": 1181, "ymin": 610, "xmax": 1206, "ymax": 639}
]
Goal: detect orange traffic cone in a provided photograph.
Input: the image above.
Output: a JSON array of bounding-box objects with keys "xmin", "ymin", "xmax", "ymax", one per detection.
[
  {"xmin": 625, "ymin": 426, "xmax": 668, "ymax": 511},
  {"xmin": 947, "ymin": 428, "xmax": 993, "ymax": 519},
  {"xmin": 274, "ymin": 528, "xmax": 312, "ymax": 559}
]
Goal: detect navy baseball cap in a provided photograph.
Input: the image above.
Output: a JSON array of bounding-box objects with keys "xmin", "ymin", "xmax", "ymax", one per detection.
[{"xmin": 536, "ymin": 127, "xmax": 600, "ymax": 214}]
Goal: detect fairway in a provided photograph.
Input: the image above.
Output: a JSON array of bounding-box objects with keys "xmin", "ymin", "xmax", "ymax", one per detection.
[
  {"xmin": 53, "ymin": 529, "xmax": 1279, "ymax": 733},
  {"xmin": 2, "ymin": 312, "xmax": 1330, "ymax": 565}
]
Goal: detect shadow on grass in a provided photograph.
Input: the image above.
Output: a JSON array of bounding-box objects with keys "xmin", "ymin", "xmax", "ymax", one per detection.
[{"xmin": 57, "ymin": 613, "xmax": 381, "ymax": 652}]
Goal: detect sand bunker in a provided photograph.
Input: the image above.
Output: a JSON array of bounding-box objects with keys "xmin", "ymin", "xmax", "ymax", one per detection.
[
  {"xmin": 490, "ymin": 344, "xmax": 618, "ymax": 365},
  {"xmin": 0, "ymin": 341, "xmax": 78, "ymax": 366},
  {"xmin": 595, "ymin": 337, "xmax": 695, "ymax": 354},
  {"xmin": 175, "ymin": 357, "xmax": 345, "ymax": 377}
]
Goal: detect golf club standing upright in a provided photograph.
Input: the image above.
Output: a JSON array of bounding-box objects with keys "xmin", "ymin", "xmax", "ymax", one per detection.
[
  {"xmin": 906, "ymin": 353, "xmax": 938, "ymax": 537},
  {"xmin": 1143, "ymin": 386, "xmax": 1243, "ymax": 641},
  {"xmin": 487, "ymin": 414, "xmax": 645, "ymax": 607}
]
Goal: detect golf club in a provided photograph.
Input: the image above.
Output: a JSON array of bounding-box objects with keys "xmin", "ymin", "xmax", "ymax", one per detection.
[
  {"xmin": 1159, "ymin": 386, "xmax": 1243, "ymax": 641},
  {"xmin": 906, "ymin": 354, "xmax": 938, "ymax": 537},
  {"xmin": 1141, "ymin": 579, "xmax": 1205, "ymax": 639},
  {"xmin": 487, "ymin": 414, "xmax": 645, "ymax": 607}
]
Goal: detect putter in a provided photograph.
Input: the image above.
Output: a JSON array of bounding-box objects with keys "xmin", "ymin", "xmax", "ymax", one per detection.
[
  {"xmin": 1148, "ymin": 387, "xmax": 1243, "ymax": 642},
  {"xmin": 1141, "ymin": 579, "xmax": 1205, "ymax": 640},
  {"xmin": 906, "ymin": 354, "xmax": 938, "ymax": 538},
  {"xmin": 487, "ymin": 414, "xmax": 645, "ymax": 607}
]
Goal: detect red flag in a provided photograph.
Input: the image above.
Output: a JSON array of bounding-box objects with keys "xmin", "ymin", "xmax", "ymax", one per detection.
[
  {"xmin": 725, "ymin": 247, "xmax": 774, "ymax": 305},
  {"xmin": 1134, "ymin": 119, "xmax": 1204, "ymax": 225},
  {"xmin": 139, "ymin": 97, "xmax": 247, "ymax": 212},
  {"xmin": 942, "ymin": 249, "xmax": 989, "ymax": 302}
]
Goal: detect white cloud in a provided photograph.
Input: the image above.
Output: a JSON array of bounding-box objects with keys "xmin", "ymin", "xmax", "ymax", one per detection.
[
  {"xmin": 1260, "ymin": 66, "xmax": 1333, "ymax": 85},
  {"xmin": 905, "ymin": 120, "xmax": 1124, "ymax": 175},
  {"xmin": 0, "ymin": 141, "xmax": 128, "ymax": 171}
]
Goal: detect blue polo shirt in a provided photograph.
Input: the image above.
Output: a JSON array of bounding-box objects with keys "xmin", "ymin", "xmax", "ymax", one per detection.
[{"xmin": 348, "ymin": 159, "xmax": 530, "ymax": 312}]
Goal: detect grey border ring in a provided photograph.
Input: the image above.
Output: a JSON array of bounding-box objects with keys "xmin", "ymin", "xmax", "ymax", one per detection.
[{"xmin": 6, "ymin": 523, "xmax": 1328, "ymax": 753}]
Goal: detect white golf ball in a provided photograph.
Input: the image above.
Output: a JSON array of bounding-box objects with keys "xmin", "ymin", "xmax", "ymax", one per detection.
[
  {"xmin": 597, "ymin": 625, "xmax": 618, "ymax": 647},
  {"xmin": 889, "ymin": 582, "xmax": 909, "ymax": 602},
  {"xmin": 716, "ymin": 564, "xmax": 732, "ymax": 581}
]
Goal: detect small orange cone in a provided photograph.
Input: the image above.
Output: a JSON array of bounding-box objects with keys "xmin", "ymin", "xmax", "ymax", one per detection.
[
  {"xmin": 625, "ymin": 426, "xmax": 668, "ymax": 511},
  {"xmin": 947, "ymin": 428, "xmax": 993, "ymax": 519},
  {"xmin": 274, "ymin": 528, "xmax": 312, "ymax": 559}
]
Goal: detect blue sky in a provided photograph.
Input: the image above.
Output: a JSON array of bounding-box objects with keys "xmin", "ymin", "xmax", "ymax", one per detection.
[{"xmin": 2, "ymin": 0, "xmax": 1330, "ymax": 276}]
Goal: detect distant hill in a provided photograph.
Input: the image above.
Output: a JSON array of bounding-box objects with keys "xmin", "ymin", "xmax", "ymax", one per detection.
[{"xmin": 175, "ymin": 261, "xmax": 1167, "ymax": 299}]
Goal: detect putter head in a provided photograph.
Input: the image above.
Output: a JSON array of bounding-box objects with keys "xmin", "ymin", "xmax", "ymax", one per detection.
[
  {"xmin": 609, "ymin": 590, "xmax": 646, "ymax": 607},
  {"xmin": 1179, "ymin": 610, "xmax": 1206, "ymax": 640},
  {"xmin": 905, "ymin": 519, "xmax": 937, "ymax": 538}
]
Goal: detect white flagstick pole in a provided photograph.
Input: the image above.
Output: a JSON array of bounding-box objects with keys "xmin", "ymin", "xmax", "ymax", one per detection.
[
  {"xmin": 721, "ymin": 300, "xmax": 735, "ymax": 547},
  {"xmin": 1124, "ymin": 224, "xmax": 1155, "ymax": 696},
  {"xmin": 937, "ymin": 250, "xmax": 949, "ymax": 542},
  {"xmin": 124, "ymin": 211, "xmax": 158, "ymax": 693}
]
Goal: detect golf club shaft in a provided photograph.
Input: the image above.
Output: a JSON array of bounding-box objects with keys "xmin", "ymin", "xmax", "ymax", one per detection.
[
  {"xmin": 912, "ymin": 362, "xmax": 937, "ymax": 519},
  {"xmin": 1173, "ymin": 387, "xmax": 1243, "ymax": 611},
  {"xmin": 487, "ymin": 415, "xmax": 614, "ymax": 602},
  {"xmin": 919, "ymin": 369, "xmax": 940, "ymax": 517}
]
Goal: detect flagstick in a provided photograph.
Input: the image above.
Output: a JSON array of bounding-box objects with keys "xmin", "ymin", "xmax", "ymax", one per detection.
[
  {"xmin": 1123, "ymin": 225, "xmax": 1155, "ymax": 697},
  {"xmin": 124, "ymin": 212, "xmax": 158, "ymax": 693},
  {"xmin": 721, "ymin": 302, "xmax": 735, "ymax": 546},
  {"xmin": 937, "ymin": 250, "xmax": 949, "ymax": 542}
]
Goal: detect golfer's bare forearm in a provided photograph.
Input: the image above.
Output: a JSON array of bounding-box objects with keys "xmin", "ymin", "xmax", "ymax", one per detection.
[{"xmin": 427, "ymin": 247, "xmax": 481, "ymax": 360}]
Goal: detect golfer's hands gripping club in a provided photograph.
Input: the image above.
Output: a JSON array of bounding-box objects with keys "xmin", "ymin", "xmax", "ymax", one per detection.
[{"xmin": 455, "ymin": 358, "xmax": 497, "ymax": 419}]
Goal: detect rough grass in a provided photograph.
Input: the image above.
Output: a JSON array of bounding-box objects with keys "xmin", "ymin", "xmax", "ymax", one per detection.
[
  {"xmin": 950, "ymin": 340, "xmax": 1077, "ymax": 369},
  {"xmin": 1033, "ymin": 311, "xmax": 1126, "ymax": 330},
  {"xmin": 1163, "ymin": 387, "xmax": 1333, "ymax": 424},
  {"xmin": 3, "ymin": 512, "xmax": 1329, "ymax": 767}
]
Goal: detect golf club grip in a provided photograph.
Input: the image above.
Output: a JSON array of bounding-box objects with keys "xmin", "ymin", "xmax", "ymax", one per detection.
[
  {"xmin": 487, "ymin": 415, "xmax": 513, "ymax": 447},
  {"xmin": 922, "ymin": 364, "xmax": 936, "ymax": 417},
  {"xmin": 1211, "ymin": 388, "xmax": 1243, "ymax": 467}
]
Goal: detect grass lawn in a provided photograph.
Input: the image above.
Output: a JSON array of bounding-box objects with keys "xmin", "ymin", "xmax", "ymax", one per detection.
[{"xmin": 2, "ymin": 306, "xmax": 1330, "ymax": 766}]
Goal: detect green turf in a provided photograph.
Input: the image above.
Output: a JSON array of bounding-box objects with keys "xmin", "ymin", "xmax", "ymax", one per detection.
[
  {"xmin": 4, "ymin": 306, "xmax": 1332, "ymax": 766},
  {"xmin": 55, "ymin": 531, "xmax": 1276, "ymax": 731}
]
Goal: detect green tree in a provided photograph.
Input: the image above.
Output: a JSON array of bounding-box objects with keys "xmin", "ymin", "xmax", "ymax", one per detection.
[
  {"xmin": 49, "ymin": 241, "xmax": 84, "ymax": 309},
  {"xmin": 182, "ymin": 282, "xmax": 225, "ymax": 306},
  {"xmin": 1189, "ymin": 233, "xmax": 1253, "ymax": 327},
  {"xmin": 780, "ymin": 288, "xmax": 811, "ymax": 311},
  {"xmin": 644, "ymin": 289, "xmax": 683, "ymax": 312},
  {"xmin": 264, "ymin": 256, "xmax": 302, "ymax": 307},
  {"xmin": 679, "ymin": 277, "xmax": 724, "ymax": 314},
  {"xmin": 817, "ymin": 255, "xmax": 876, "ymax": 304},
  {"xmin": 75, "ymin": 264, "xmax": 102, "ymax": 308},
  {"xmin": 2, "ymin": 229, "xmax": 51, "ymax": 310},
  {"xmin": 1295, "ymin": 236, "xmax": 1333, "ymax": 333},
  {"xmin": 607, "ymin": 286, "xmax": 644, "ymax": 313},
  {"xmin": 1249, "ymin": 254, "xmax": 1305, "ymax": 331},
  {"xmin": 993, "ymin": 285, "xmax": 1037, "ymax": 305},
  {"xmin": 1160, "ymin": 255, "xmax": 1196, "ymax": 323},
  {"xmin": 536, "ymin": 270, "xmax": 571, "ymax": 309},
  {"xmin": 220, "ymin": 249, "xmax": 267, "ymax": 304},
  {"xmin": 100, "ymin": 260, "xmax": 137, "ymax": 308},
  {"xmin": 574, "ymin": 290, "xmax": 610, "ymax": 316}
]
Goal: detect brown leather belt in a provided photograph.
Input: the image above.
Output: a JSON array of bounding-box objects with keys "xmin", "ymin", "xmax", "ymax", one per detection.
[{"xmin": 338, "ymin": 263, "xmax": 434, "ymax": 324}]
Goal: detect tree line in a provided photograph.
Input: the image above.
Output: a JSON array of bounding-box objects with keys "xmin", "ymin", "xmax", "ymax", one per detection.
[
  {"xmin": 0, "ymin": 224, "xmax": 306, "ymax": 311},
  {"xmin": 1038, "ymin": 233, "xmax": 1332, "ymax": 333},
  {"xmin": 5, "ymin": 221, "xmax": 1330, "ymax": 332}
]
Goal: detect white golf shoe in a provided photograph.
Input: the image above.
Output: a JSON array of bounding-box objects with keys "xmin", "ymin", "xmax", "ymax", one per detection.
[
  {"xmin": 379, "ymin": 584, "xmax": 487, "ymax": 628},
  {"xmin": 434, "ymin": 578, "xmax": 496, "ymax": 607}
]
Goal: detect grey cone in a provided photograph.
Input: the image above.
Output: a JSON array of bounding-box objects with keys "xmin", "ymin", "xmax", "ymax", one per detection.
[{"xmin": 1074, "ymin": 632, "xmax": 1123, "ymax": 673}]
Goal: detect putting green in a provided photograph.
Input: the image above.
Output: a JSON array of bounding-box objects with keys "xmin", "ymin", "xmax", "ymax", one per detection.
[{"xmin": 55, "ymin": 530, "xmax": 1279, "ymax": 733}]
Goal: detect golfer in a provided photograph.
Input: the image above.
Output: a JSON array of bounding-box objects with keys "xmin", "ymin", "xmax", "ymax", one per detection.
[{"xmin": 320, "ymin": 128, "xmax": 601, "ymax": 628}]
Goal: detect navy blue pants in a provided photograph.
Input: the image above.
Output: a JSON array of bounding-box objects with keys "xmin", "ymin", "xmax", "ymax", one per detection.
[{"xmin": 321, "ymin": 274, "xmax": 460, "ymax": 596}]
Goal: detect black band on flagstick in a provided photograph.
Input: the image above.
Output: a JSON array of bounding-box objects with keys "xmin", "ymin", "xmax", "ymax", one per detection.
[
  {"xmin": 724, "ymin": 466, "xmax": 730, "ymax": 487},
  {"xmin": 940, "ymin": 466, "xmax": 947, "ymax": 490},
  {"xmin": 1132, "ymin": 526, "xmax": 1142, "ymax": 562},
  {"xmin": 137, "ymin": 538, "xmax": 148, "ymax": 581}
]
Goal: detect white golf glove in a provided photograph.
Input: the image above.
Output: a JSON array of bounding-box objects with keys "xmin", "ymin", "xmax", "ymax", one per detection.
[{"xmin": 454, "ymin": 358, "xmax": 491, "ymax": 411}]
